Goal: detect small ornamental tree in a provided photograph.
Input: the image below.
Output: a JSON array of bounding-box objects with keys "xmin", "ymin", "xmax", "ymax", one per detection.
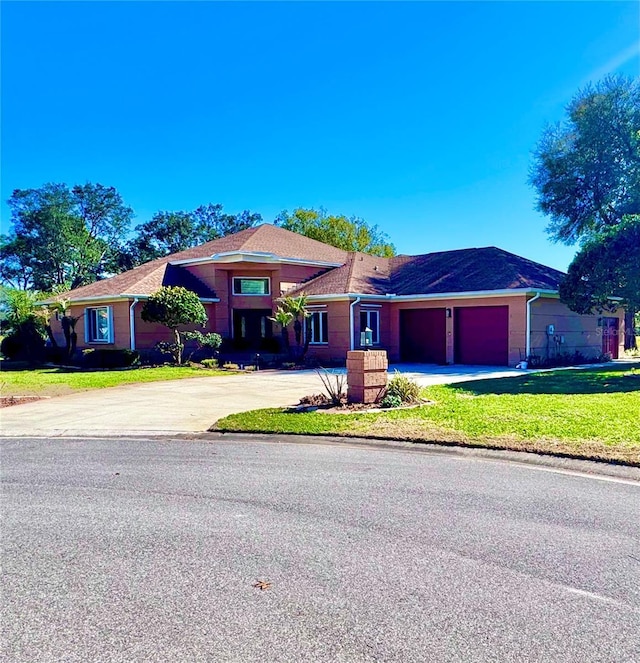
[{"xmin": 141, "ymin": 286, "xmax": 207, "ymax": 364}]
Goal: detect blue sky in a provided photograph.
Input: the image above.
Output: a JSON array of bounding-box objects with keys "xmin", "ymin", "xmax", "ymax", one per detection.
[{"xmin": 2, "ymin": 1, "xmax": 639, "ymax": 271}]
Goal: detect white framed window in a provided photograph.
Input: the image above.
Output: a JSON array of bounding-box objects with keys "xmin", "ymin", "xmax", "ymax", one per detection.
[
  {"xmin": 309, "ymin": 311, "xmax": 328, "ymax": 344},
  {"xmin": 232, "ymin": 277, "xmax": 270, "ymax": 296},
  {"xmin": 360, "ymin": 310, "xmax": 380, "ymax": 345},
  {"xmin": 84, "ymin": 306, "xmax": 114, "ymax": 343}
]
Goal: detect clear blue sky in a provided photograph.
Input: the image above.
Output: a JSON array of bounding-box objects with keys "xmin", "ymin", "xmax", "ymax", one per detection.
[{"xmin": 2, "ymin": 1, "xmax": 639, "ymax": 271}]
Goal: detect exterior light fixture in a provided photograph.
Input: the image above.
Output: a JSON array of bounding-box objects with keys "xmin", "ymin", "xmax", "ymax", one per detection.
[{"xmin": 360, "ymin": 327, "xmax": 373, "ymax": 349}]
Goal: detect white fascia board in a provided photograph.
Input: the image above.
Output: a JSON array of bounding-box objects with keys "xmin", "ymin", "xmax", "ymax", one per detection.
[
  {"xmin": 170, "ymin": 251, "xmax": 343, "ymax": 269},
  {"xmin": 40, "ymin": 293, "xmax": 220, "ymax": 306},
  {"xmin": 305, "ymin": 289, "xmax": 559, "ymax": 303},
  {"xmin": 388, "ymin": 288, "xmax": 559, "ymax": 302}
]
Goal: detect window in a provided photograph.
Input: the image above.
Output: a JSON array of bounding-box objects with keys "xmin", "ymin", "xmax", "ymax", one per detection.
[
  {"xmin": 309, "ymin": 311, "xmax": 328, "ymax": 344},
  {"xmin": 85, "ymin": 306, "xmax": 113, "ymax": 343},
  {"xmin": 233, "ymin": 277, "xmax": 270, "ymax": 296},
  {"xmin": 360, "ymin": 310, "xmax": 380, "ymax": 345}
]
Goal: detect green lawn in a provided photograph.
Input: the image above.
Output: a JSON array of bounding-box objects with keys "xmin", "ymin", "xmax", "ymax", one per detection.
[
  {"xmin": 1, "ymin": 365, "xmax": 228, "ymax": 398},
  {"xmin": 216, "ymin": 364, "xmax": 640, "ymax": 464}
]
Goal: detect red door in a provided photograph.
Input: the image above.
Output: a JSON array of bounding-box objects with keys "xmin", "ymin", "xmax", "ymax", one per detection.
[
  {"xmin": 399, "ymin": 308, "xmax": 447, "ymax": 363},
  {"xmin": 601, "ymin": 317, "xmax": 619, "ymax": 359},
  {"xmin": 454, "ymin": 306, "xmax": 509, "ymax": 365}
]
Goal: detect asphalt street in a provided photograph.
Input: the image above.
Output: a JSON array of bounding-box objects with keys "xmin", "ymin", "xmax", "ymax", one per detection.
[{"xmin": 2, "ymin": 435, "xmax": 639, "ymax": 662}]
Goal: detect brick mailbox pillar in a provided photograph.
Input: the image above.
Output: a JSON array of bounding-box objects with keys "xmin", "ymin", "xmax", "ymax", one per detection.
[{"xmin": 346, "ymin": 350, "xmax": 388, "ymax": 404}]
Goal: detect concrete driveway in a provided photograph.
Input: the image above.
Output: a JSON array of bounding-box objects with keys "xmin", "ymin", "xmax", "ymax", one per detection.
[{"xmin": 0, "ymin": 365, "xmax": 527, "ymax": 437}]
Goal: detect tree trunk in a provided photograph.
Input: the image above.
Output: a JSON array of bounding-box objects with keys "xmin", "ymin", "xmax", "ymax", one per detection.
[
  {"xmin": 625, "ymin": 309, "xmax": 637, "ymax": 350},
  {"xmin": 44, "ymin": 324, "xmax": 58, "ymax": 349},
  {"xmin": 174, "ymin": 328, "xmax": 183, "ymax": 364}
]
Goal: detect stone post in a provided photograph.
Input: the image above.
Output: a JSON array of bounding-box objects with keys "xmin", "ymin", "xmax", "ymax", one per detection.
[{"xmin": 346, "ymin": 350, "xmax": 388, "ymax": 404}]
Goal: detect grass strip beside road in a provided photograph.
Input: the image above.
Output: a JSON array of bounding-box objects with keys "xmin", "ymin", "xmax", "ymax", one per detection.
[
  {"xmin": 1, "ymin": 365, "xmax": 228, "ymax": 398},
  {"xmin": 215, "ymin": 364, "xmax": 640, "ymax": 465}
]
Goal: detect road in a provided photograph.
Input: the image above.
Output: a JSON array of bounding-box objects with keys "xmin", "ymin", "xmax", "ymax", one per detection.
[{"xmin": 2, "ymin": 435, "xmax": 639, "ymax": 662}]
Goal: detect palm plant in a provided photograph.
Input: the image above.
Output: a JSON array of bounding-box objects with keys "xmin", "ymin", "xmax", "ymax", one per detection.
[
  {"xmin": 280, "ymin": 294, "xmax": 310, "ymax": 359},
  {"xmin": 269, "ymin": 307, "xmax": 294, "ymax": 354}
]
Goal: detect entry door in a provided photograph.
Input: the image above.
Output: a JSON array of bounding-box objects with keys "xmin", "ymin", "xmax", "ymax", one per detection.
[
  {"xmin": 601, "ymin": 317, "xmax": 619, "ymax": 359},
  {"xmin": 233, "ymin": 309, "xmax": 273, "ymax": 349}
]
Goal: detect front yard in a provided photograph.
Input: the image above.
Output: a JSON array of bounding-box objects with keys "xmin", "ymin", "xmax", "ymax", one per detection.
[
  {"xmin": 216, "ymin": 364, "xmax": 640, "ymax": 464},
  {"xmin": 1, "ymin": 365, "xmax": 227, "ymax": 400}
]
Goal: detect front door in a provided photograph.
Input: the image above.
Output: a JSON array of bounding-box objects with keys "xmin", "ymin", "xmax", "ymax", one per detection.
[
  {"xmin": 232, "ymin": 309, "xmax": 273, "ymax": 350},
  {"xmin": 601, "ymin": 317, "xmax": 619, "ymax": 359}
]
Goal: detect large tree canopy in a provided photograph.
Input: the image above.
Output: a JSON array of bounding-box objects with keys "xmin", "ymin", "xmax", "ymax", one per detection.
[
  {"xmin": 126, "ymin": 203, "xmax": 262, "ymax": 265},
  {"xmin": 530, "ymin": 75, "xmax": 640, "ymax": 244},
  {"xmin": 530, "ymin": 75, "xmax": 640, "ymax": 349},
  {"xmin": 275, "ymin": 208, "xmax": 396, "ymax": 257},
  {"xmin": 1, "ymin": 182, "xmax": 133, "ymax": 291},
  {"xmin": 559, "ymin": 216, "xmax": 640, "ymax": 348}
]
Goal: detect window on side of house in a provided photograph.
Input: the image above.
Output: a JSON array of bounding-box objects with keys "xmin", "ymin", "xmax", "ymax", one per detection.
[
  {"xmin": 309, "ymin": 311, "xmax": 328, "ymax": 344},
  {"xmin": 360, "ymin": 309, "xmax": 380, "ymax": 344},
  {"xmin": 85, "ymin": 306, "xmax": 113, "ymax": 343},
  {"xmin": 232, "ymin": 277, "xmax": 270, "ymax": 296}
]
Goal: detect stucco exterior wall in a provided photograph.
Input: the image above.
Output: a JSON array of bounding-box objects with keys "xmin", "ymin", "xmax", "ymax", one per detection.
[
  {"xmin": 529, "ymin": 297, "xmax": 624, "ymax": 361},
  {"xmin": 185, "ymin": 263, "xmax": 333, "ymax": 340},
  {"xmin": 386, "ymin": 296, "xmax": 528, "ymax": 365},
  {"xmin": 52, "ymin": 301, "xmax": 132, "ymax": 351},
  {"xmin": 53, "ymin": 300, "xmax": 218, "ymax": 354},
  {"xmin": 305, "ymin": 301, "xmax": 352, "ymax": 363}
]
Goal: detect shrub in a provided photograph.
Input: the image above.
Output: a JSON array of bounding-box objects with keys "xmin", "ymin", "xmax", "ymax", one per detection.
[
  {"xmin": 0, "ymin": 322, "xmax": 46, "ymax": 361},
  {"xmin": 386, "ymin": 371, "xmax": 421, "ymax": 404},
  {"xmin": 200, "ymin": 358, "xmax": 219, "ymax": 369},
  {"xmin": 316, "ymin": 367, "xmax": 347, "ymax": 405},
  {"xmin": 380, "ymin": 393, "xmax": 402, "ymax": 409},
  {"xmin": 183, "ymin": 331, "xmax": 222, "ymax": 362},
  {"xmin": 223, "ymin": 362, "xmax": 240, "ymax": 370},
  {"xmin": 82, "ymin": 348, "xmax": 140, "ymax": 369}
]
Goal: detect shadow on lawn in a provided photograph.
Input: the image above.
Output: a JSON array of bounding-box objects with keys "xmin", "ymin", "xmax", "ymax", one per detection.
[{"xmin": 451, "ymin": 365, "xmax": 640, "ymax": 396}]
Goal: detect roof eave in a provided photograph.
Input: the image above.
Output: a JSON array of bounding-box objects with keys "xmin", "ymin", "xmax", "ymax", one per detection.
[
  {"xmin": 170, "ymin": 251, "xmax": 343, "ymax": 269},
  {"xmin": 304, "ymin": 288, "xmax": 560, "ymax": 302}
]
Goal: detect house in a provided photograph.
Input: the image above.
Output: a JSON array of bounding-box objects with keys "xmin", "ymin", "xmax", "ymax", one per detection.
[{"xmin": 48, "ymin": 224, "xmax": 624, "ymax": 365}]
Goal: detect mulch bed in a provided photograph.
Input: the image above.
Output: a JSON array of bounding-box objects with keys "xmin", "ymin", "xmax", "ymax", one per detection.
[{"xmin": 0, "ymin": 396, "xmax": 44, "ymax": 408}]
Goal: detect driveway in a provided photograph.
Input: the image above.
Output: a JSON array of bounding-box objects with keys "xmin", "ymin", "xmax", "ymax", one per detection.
[
  {"xmin": 0, "ymin": 364, "xmax": 528, "ymax": 437},
  {"xmin": 3, "ymin": 435, "xmax": 639, "ymax": 662}
]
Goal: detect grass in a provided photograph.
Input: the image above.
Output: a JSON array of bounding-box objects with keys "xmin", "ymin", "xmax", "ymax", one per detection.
[
  {"xmin": 0, "ymin": 364, "xmax": 228, "ymax": 398},
  {"xmin": 215, "ymin": 363, "xmax": 640, "ymax": 464}
]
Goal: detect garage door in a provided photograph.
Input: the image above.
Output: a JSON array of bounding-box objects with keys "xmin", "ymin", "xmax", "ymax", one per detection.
[
  {"xmin": 454, "ymin": 306, "xmax": 509, "ymax": 365},
  {"xmin": 399, "ymin": 308, "xmax": 447, "ymax": 363}
]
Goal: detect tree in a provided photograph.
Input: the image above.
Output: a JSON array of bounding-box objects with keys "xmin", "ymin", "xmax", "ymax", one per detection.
[
  {"xmin": 140, "ymin": 286, "xmax": 207, "ymax": 364},
  {"xmin": 0, "ymin": 287, "xmax": 48, "ymax": 362},
  {"xmin": 559, "ymin": 216, "xmax": 640, "ymax": 349},
  {"xmin": 530, "ymin": 75, "xmax": 640, "ymax": 349},
  {"xmin": 275, "ymin": 208, "xmax": 396, "ymax": 257},
  {"xmin": 1, "ymin": 183, "xmax": 133, "ymax": 291},
  {"xmin": 530, "ymin": 75, "xmax": 640, "ymax": 242},
  {"xmin": 127, "ymin": 204, "xmax": 262, "ymax": 265}
]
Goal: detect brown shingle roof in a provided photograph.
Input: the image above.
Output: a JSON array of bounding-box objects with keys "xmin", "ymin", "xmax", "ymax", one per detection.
[
  {"xmin": 290, "ymin": 253, "xmax": 391, "ymax": 296},
  {"xmin": 388, "ymin": 247, "xmax": 564, "ymax": 294},
  {"xmin": 294, "ymin": 247, "xmax": 563, "ymax": 296},
  {"xmin": 58, "ymin": 224, "xmax": 564, "ymax": 302},
  {"xmin": 56, "ymin": 224, "xmax": 348, "ymax": 301}
]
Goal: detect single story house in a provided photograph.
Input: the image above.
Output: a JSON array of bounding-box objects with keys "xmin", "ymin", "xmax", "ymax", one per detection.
[{"xmin": 48, "ymin": 224, "xmax": 624, "ymax": 365}]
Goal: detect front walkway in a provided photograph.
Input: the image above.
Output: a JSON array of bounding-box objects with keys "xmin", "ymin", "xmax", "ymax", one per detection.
[{"xmin": 0, "ymin": 364, "xmax": 531, "ymax": 438}]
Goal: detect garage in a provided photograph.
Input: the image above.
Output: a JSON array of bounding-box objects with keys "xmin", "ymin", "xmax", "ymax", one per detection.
[
  {"xmin": 399, "ymin": 308, "xmax": 447, "ymax": 363},
  {"xmin": 454, "ymin": 306, "xmax": 509, "ymax": 365}
]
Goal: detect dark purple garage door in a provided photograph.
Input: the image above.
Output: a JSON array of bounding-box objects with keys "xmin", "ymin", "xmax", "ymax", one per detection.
[
  {"xmin": 399, "ymin": 308, "xmax": 447, "ymax": 364},
  {"xmin": 454, "ymin": 306, "xmax": 509, "ymax": 365}
]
